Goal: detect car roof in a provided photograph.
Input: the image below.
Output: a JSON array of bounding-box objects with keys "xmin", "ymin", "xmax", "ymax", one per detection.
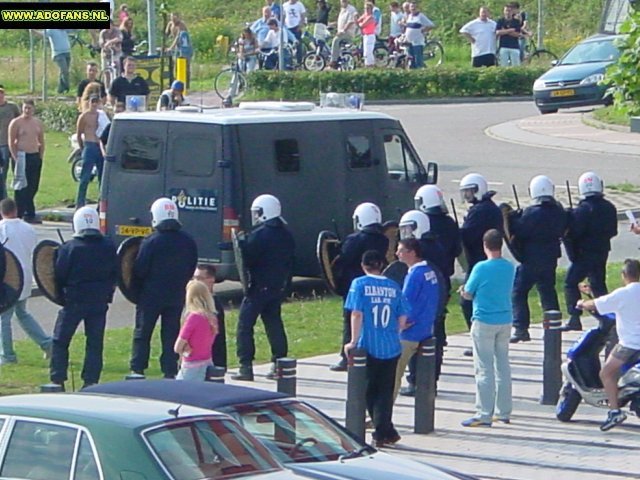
[
  {"xmin": 581, "ymin": 33, "xmax": 625, "ymax": 43},
  {"xmin": 114, "ymin": 102, "xmax": 394, "ymax": 126},
  {"xmin": 84, "ymin": 380, "xmax": 290, "ymax": 411},
  {"xmin": 0, "ymin": 393, "xmax": 221, "ymax": 427}
]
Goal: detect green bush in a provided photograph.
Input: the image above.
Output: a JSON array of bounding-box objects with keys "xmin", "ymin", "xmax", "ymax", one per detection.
[
  {"xmin": 247, "ymin": 66, "xmax": 546, "ymax": 101},
  {"xmin": 36, "ymin": 100, "xmax": 79, "ymax": 133},
  {"xmin": 190, "ymin": 18, "xmax": 237, "ymax": 63}
]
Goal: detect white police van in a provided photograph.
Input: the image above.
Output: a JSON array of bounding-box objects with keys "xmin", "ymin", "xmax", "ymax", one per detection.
[{"xmin": 100, "ymin": 101, "xmax": 437, "ymax": 281}]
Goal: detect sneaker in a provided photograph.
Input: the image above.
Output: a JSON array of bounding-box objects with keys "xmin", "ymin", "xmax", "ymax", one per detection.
[
  {"xmin": 265, "ymin": 364, "xmax": 278, "ymax": 380},
  {"xmin": 509, "ymin": 330, "xmax": 531, "ymax": 344},
  {"xmin": 231, "ymin": 367, "xmax": 254, "ymax": 382},
  {"xmin": 329, "ymin": 359, "xmax": 348, "ymax": 372},
  {"xmin": 463, "ymin": 348, "xmax": 473, "ymax": 357},
  {"xmin": 561, "ymin": 317, "xmax": 583, "ymax": 332},
  {"xmin": 461, "ymin": 417, "xmax": 492, "ymax": 427},
  {"xmin": 493, "ymin": 416, "xmax": 511, "ymax": 424},
  {"xmin": 600, "ymin": 409, "xmax": 627, "ymax": 431},
  {"xmin": 386, "ymin": 432, "xmax": 401, "ymax": 445},
  {"xmin": 399, "ymin": 384, "xmax": 416, "ymax": 397}
]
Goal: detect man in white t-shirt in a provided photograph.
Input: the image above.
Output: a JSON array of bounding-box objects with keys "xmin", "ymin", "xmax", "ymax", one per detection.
[
  {"xmin": 459, "ymin": 6, "xmax": 497, "ymax": 67},
  {"xmin": 579, "ymin": 258, "xmax": 640, "ymax": 431},
  {"xmin": 330, "ymin": 0, "xmax": 358, "ymax": 67},
  {"xmin": 282, "ymin": 0, "xmax": 306, "ymax": 64}
]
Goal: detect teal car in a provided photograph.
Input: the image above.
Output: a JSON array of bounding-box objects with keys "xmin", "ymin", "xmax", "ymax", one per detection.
[{"xmin": 0, "ymin": 393, "xmax": 316, "ymax": 480}]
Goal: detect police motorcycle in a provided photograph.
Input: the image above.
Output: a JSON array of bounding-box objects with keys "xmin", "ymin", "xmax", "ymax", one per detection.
[{"xmin": 556, "ymin": 286, "xmax": 640, "ymax": 422}]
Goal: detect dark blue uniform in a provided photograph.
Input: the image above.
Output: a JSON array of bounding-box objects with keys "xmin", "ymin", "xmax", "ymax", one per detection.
[
  {"xmin": 130, "ymin": 221, "xmax": 198, "ymax": 378},
  {"xmin": 212, "ymin": 296, "xmax": 226, "ymax": 369},
  {"xmin": 564, "ymin": 195, "xmax": 617, "ymax": 325},
  {"xmin": 335, "ymin": 225, "xmax": 389, "ymax": 364},
  {"xmin": 50, "ymin": 234, "xmax": 117, "ymax": 387},
  {"xmin": 511, "ymin": 200, "xmax": 568, "ymax": 333},
  {"xmin": 460, "ymin": 194, "xmax": 503, "ymax": 327},
  {"xmin": 237, "ymin": 218, "xmax": 295, "ymax": 369}
]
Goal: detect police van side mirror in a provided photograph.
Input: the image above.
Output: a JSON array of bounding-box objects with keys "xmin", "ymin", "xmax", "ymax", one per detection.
[
  {"xmin": 105, "ymin": 155, "xmax": 116, "ymax": 163},
  {"xmin": 425, "ymin": 162, "xmax": 438, "ymax": 185}
]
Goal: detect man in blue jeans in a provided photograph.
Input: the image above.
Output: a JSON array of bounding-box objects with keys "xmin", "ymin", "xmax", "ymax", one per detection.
[
  {"xmin": 459, "ymin": 229, "xmax": 515, "ymax": 427},
  {"xmin": 75, "ymin": 95, "xmax": 104, "ymax": 208},
  {"xmin": 34, "ymin": 29, "xmax": 71, "ymax": 94}
]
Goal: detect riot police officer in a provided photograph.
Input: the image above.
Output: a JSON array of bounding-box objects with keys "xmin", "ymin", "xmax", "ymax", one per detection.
[
  {"xmin": 232, "ymin": 194, "xmax": 295, "ymax": 381},
  {"xmin": 130, "ymin": 198, "xmax": 198, "ymax": 379},
  {"xmin": 50, "ymin": 207, "xmax": 117, "ymax": 389},
  {"xmin": 329, "ymin": 202, "xmax": 389, "ymax": 372},
  {"xmin": 563, "ymin": 172, "xmax": 617, "ymax": 331},
  {"xmin": 510, "ymin": 175, "xmax": 568, "ymax": 343},
  {"xmin": 459, "ymin": 174, "xmax": 503, "ymax": 330}
]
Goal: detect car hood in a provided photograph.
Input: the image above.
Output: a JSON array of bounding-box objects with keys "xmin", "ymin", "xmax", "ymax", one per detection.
[
  {"xmin": 287, "ymin": 451, "xmax": 478, "ymax": 480},
  {"xmin": 537, "ymin": 61, "xmax": 611, "ymax": 82}
]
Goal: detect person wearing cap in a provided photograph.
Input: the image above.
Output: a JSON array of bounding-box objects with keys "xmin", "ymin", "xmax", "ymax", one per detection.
[
  {"xmin": 75, "ymin": 95, "xmax": 105, "ymax": 208},
  {"xmin": 0, "ymin": 86, "xmax": 20, "ymax": 201},
  {"xmin": 50, "ymin": 206, "xmax": 118, "ymax": 390},
  {"xmin": 156, "ymin": 80, "xmax": 187, "ymax": 111}
]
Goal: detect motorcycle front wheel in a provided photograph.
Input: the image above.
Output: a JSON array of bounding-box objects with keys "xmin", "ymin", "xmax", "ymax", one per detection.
[{"xmin": 556, "ymin": 382, "xmax": 582, "ymax": 422}]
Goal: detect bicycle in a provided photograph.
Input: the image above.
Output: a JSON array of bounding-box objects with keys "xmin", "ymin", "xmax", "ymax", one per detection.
[
  {"xmin": 523, "ymin": 37, "xmax": 558, "ymax": 67},
  {"xmin": 423, "ymin": 36, "xmax": 444, "ymax": 66},
  {"xmin": 389, "ymin": 41, "xmax": 413, "ymax": 69},
  {"xmin": 214, "ymin": 59, "xmax": 247, "ymax": 101},
  {"xmin": 68, "ymin": 31, "xmax": 101, "ymax": 58},
  {"xmin": 99, "ymin": 46, "xmax": 120, "ymax": 92}
]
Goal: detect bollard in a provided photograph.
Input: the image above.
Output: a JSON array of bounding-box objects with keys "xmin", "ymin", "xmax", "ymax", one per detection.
[
  {"xmin": 40, "ymin": 383, "xmax": 64, "ymax": 393},
  {"xmin": 205, "ymin": 366, "xmax": 226, "ymax": 383},
  {"xmin": 345, "ymin": 348, "xmax": 367, "ymax": 442},
  {"xmin": 541, "ymin": 310, "xmax": 563, "ymax": 405},
  {"xmin": 124, "ymin": 373, "xmax": 146, "ymax": 380},
  {"xmin": 175, "ymin": 57, "xmax": 188, "ymax": 94},
  {"xmin": 276, "ymin": 358, "xmax": 297, "ymax": 396},
  {"xmin": 415, "ymin": 337, "xmax": 436, "ymax": 434}
]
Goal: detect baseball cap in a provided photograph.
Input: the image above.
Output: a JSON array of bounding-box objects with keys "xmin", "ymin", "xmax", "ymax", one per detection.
[{"xmin": 171, "ymin": 80, "xmax": 185, "ymax": 91}]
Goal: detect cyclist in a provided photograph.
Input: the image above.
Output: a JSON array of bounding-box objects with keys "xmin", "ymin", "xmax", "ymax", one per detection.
[{"xmin": 238, "ymin": 28, "xmax": 260, "ymax": 72}]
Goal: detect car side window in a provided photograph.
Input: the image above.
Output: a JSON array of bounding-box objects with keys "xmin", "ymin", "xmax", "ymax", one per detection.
[
  {"xmin": 0, "ymin": 420, "xmax": 77, "ymax": 479},
  {"xmin": 275, "ymin": 139, "xmax": 300, "ymax": 173},
  {"xmin": 383, "ymin": 133, "xmax": 420, "ymax": 181},
  {"xmin": 171, "ymin": 135, "xmax": 216, "ymax": 177},
  {"xmin": 121, "ymin": 135, "xmax": 162, "ymax": 171},
  {"xmin": 74, "ymin": 432, "xmax": 101, "ymax": 480},
  {"xmin": 346, "ymin": 135, "xmax": 372, "ymax": 169}
]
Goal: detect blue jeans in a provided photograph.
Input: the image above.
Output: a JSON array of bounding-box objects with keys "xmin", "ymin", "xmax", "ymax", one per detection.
[
  {"xmin": 0, "ymin": 145, "xmax": 10, "ymax": 200},
  {"xmin": 0, "ymin": 299, "xmax": 52, "ymax": 363},
  {"xmin": 470, "ymin": 321, "xmax": 512, "ymax": 421},
  {"xmin": 53, "ymin": 52, "xmax": 71, "ymax": 93},
  {"xmin": 410, "ymin": 44, "xmax": 424, "ymax": 68},
  {"xmin": 76, "ymin": 142, "xmax": 103, "ymax": 207},
  {"xmin": 177, "ymin": 361, "xmax": 212, "ymax": 381}
]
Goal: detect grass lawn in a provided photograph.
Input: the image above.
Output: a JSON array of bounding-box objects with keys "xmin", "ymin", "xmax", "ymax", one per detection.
[
  {"xmin": 0, "ymin": 262, "xmax": 625, "ymax": 395},
  {"xmin": 592, "ymin": 106, "xmax": 631, "ymax": 127}
]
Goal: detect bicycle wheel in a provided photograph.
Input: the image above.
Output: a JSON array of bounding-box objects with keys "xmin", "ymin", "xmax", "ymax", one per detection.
[
  {"xmin": 71, "ymin": 157, "xmax": 83, "ymax": 183},
  {"xmin": 303, "ymin": 52, "xmax": 326, "ymax": 71},
  {"xmin": 338, "ymin": 52, "xmax": 356, "ymax": 71},
  {"xmin": 424, "ymin": 40, "xmax": 444, "ymax": 66},
  {"xmin": 527, "ymin": 49, "xmax": 558, "ymax": 68},
  {"xmin": 214, "ymin": 68, "xmax": 247, "ymax": 100}
]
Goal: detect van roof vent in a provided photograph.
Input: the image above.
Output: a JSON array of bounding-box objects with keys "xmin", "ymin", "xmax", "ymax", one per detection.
[
  {"xmin": 238, "ymin": 102, "xmax": 315, "ymax": 112},
  {"xmin": 175, "ymin": 106, "xmax": 201, "ymax": 113}
]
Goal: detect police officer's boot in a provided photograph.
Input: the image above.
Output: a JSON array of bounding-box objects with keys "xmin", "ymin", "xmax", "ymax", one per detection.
[
  {"xmin": 509, "ymin": 329, "xmax": 531, "ymax": 343},
  {"xmin": 561, "ymin": 315, "xmax": 583, "ymax": 332},
  {"xmin": 231, "ymin": 365, "xmax": 254, "ymax": 382}
]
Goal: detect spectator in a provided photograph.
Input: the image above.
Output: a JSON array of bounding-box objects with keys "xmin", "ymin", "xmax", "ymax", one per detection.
[
  {"xmin": 0, "ymin": 86, "xmax": 20, "ymax": 201},
  {"xmin": 330, "ymin": 0, "xmax": 358, "ymax": 68},
  {"xmin": 509, "ymin": 2, "xmax": 530, "ymax": 61},
  {"xmin": 282, "ymin": 0, "xmax": 307, "ymax": 65},
  {"xmin": 166, "ymin": 12, "xmax": 193, "ymax": 86},
  {"xmin": 99, "ymin": 21, "xmax": 123, "ymax": 87},
  {"xmin": 371, "ymin": 0, "xmax": 382, "ymax": 37},
  {"xmin": 401, "ymin": 1, "xmax": 411, "ymax": 21},
  {"xmin": 238, "ymin": 28, "xmax": 260, "ymax": 72},
  {"xmin": 261, "ymin": 19, "xmax": 283, "ymax": 69},
  {"xmin": 118, "ymin": 3, "xmax": 130, "ymax": 24},
  {"xmin": 109, "ymin": 56, "xmax": 150, "ymax": 106},
  {"xmin": 32, "ymin": 29, "xmax": 71, "ymax": 94},
  {"xmin": 252, "ymin": 7, "xmax": 281, "ymax": 45},
  {"xmin": 7, "ymin": 100, "xmax": 44, "ymax": 223},
  {"xmin": 75, "ymin": 95, "xmax": 105, "ymax": 208},
  {"xmin": 402, "ymin": 2, "xmax": 434, "ymax": 68},
  {"xmin": 389, "ymin": 2, "xmax": 404, "ymax": 48},
  {"xmin": 99, "ymin": 102, "xmax": 125, "ymax": 157},
  {"xmin": 0, "ymin": 198, "xmax": 52, "ymax": 365},
  {"xmin": 156, "ymin": 80, "xmax": 187, "ymax": 111},
  {"xmin": 459, "ymin": 6, "xmax": 497, "ymax": 67},
  {"xmin": 358, "ymin": 3, "xmax": 377, "ymax": 68},
  {"xmin": 193, "ymin": 264, "xmax": 227, "ymax": 370},
  {"xmin": 266, "ymin": 0, "xmax": 282, "ymax": 19},
  {"xmin": 496, "ymin": 3, "xmax": 522, "ymax": 66},
  {"xmin": 120, "ymin": 17, "xmax": 136, "ymax": 59},
  {"xmin": 76, "ymin": 62, "xmax": 107, "ymax": 107},
  {"xmin": 315, "ymin": 0, "xmax": 331, "ymax": 25},
  {"xmin": 459, "ymin": 229, "xmax": 515, "ymax": 427}
]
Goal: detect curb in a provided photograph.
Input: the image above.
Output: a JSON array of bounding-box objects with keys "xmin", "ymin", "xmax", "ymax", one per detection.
[{"xmin": 581, "ymin": 111, "xmax": 631, "ymax": 133}]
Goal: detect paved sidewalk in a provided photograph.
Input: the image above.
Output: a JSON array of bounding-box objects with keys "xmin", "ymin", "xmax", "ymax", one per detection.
[{"xmin": 234, "ymin": 317, "xmax": 640, "ymax": 480}]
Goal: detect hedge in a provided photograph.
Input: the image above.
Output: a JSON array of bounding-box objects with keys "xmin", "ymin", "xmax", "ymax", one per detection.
[
  {"xmin": 247, "ymin": 66, "xmax": 547, "ymax": 101},
  {"xmin": 35, "ymin": 100, "xmax": 79, "ymax": 134}
]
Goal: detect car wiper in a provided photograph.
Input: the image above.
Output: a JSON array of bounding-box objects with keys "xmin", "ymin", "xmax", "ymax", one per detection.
[{"xmin": 338, "ymin": 445, "xmax": 374, "ymax": 461}]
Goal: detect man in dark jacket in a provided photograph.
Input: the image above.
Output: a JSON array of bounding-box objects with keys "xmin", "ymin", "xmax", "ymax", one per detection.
[
  {"xmin": 232, "ymin": 194, "xmax": 295, "ymax": 381},
  {"xmin": 509, "ymin": 175, "xmax": 568, "ymax": 342},
  {"xmin": 563, "ymin": 171, "xmax": 617, "ymax": 331},
  {"xmin": 50, "ymin": 207, "xmax": 117, "ymax": 389},
  {"xmin": 329, "ymin": 202, "xmax": 388, "ymax": 372},
  {"xmin": 129, "ymin": 197, "xmax": 198, "ymax": 379}
]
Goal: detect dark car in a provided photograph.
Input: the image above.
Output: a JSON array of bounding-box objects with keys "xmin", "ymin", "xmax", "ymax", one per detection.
[
  {"xmin": 85, "ymin": 380, "xmax": 479, "ymax": 480},
  {"xmin": 532, "ymin": 34, "xmax": 622, "ymax": 114}
]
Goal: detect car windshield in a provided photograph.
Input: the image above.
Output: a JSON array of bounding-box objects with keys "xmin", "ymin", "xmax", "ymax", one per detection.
[
  {"xmin": 226, "ymin": 400, "xmax": 372, "ymax": 463},
  {"xmin": 145, "ymin": 417, "xmax": 281, "ymax": 479},
  {"xmin": 560, "ymin": 39, "xmax": 620, "ymax": 65}
]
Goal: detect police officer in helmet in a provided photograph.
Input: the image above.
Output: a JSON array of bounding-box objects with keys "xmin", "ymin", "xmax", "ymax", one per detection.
[
  {"xmin": 329, "ymin": 202, "xmax": 389, "ymax": 372},
  {"xmin": 510, "ymin": 175, "xmax": 568, "ymax": 343},
  {"xmin": 563, "ymin": 171, "xmax": 617, "ymax": 331},
  {"xmin": 232, "ymin": 194, "xmax": 295, "ymax": 381},
  {"xmin": 50, "ymin": 207, "xmax": 117, "ymax": 390},
  {"xmin": 129, "ymin": 197, "xmax": 198, "ymax": 378}
]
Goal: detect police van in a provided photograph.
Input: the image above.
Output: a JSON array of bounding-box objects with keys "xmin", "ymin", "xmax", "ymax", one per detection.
[{"xmin": 100, "ymin": 101, "xmax": 437, "ymax": 281}]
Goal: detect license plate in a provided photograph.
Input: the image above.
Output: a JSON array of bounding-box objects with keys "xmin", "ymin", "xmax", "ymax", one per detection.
[
  {"xmin": 551, "ymin": 89, "xmax": 575, "ymax": 97},
  {"xmin": 117, "ymin": 225, "xmax": 153, "ymax": 236}
]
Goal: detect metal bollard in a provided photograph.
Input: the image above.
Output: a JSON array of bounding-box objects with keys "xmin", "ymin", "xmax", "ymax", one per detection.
[
  {"xmin": 541, "ymin": 310, "xmax": 563, "ymax": 405},
  {"xmin": 345, "ymin": 348, "xmax": 367, "ymax": 442},
  {"xmin": 205, "ymin": 366, "xmax": 226, "ymax": 383},
  {"xmin": 40, "ymin": 383, "xmax": 64, "ymax": 393},
  {"xmin": 276, "ymin": 358, "xmax": 297, "ymax": 396},
  {"xmin": 415, "ymin": 337, "xmax": 436, "ymax": 434}
]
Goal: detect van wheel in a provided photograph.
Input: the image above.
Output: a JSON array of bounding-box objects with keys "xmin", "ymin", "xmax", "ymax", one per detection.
[{"xmin": 556, "ymin": 382, "xmax": 582, "ymax": 422}]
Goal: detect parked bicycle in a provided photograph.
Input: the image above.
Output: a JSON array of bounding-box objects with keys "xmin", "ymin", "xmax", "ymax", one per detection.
[
  {"xmin": 214, "ymin": 58, "xmax": 247, "ymax": 101},
  {"xmin": 68, "ymin": 32, "xmax": 101, "ymax": 58},
  {"xmin": 523, "ymin": 37, "xmax": 558, "ymax": 67}
]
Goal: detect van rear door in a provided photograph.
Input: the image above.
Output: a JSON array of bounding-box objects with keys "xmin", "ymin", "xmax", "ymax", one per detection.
[{"xmin": 165, "ymin": 122, "xmax": 223, "ymax": 263}]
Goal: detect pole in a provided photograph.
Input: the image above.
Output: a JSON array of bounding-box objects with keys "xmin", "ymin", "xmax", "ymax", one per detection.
[
  {"xmin": 345, "ymin": 348, "xmax": 367, "ymax": 442},
  {"xmin": 414, "ymin": 338, "xmax": 436, "ymax": 434},
  {"xmin": 279, "ymin": 5, "xmax": 285, "ymax": 71},
  {"xmin": 537, "ymin": 0, "xmax": 544, "ymax": 50},
  {"xmin": 42, "ymin": 33, "xmax": 48, "ymax": 101},
  {"xmin": 29, "ymin": 30, "xmax": 35, "ymax": 93},
  {"xmin": 276, "ymin": 358, "xmax": 297, "ymax": 396},
  {"xmin": 147, "ymin": 0, "xmax": 157, "ymax": 55},
  {"xmin": 541, "ymin": 310, "xmax": 563, "ymax": 405}
]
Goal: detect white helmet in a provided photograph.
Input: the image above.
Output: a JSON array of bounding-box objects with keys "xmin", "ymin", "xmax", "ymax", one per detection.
[
  {"xmin": 578, "ymin": 171, "xmax": 604, "ymax": 197},
  {"xmin": 73, "ymin": 206, "xmax": 100, "ymax": 237},
  {"xmin": 459, "ymin": 173, "xmax": 488, "ymax": 202},
  {"xmin": 529, "ymin": 175, "xmax": 555, "ymax": 201},
  {"xmin": 251, "ymin": 194, "xmax": 281, "ymax": 225},
  {"xmin": 399, "ymin": 210, "xmax": 430, "ymax": 239},
  {"xmin": 151, "ymin": 197, "xmax": 179, "ymax": 227},
  {"xmin": 415, "ymin": 185, "xmax": 446, "ymax": 213},
  {"xmin": 353, "ymin": 202, "xmax": 382, "ymax": 231}
]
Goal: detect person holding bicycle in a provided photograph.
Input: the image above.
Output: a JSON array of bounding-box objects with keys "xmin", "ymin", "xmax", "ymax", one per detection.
[
  {"xmin": 329, "ymin": 0, "xmax": 358, "ymax": 69},
  {"xmin": 260, "ymin": 19, "xmax": 283, "ymax": 69},
  {"xmin": 239, "ymin": 28, "xmax": 260, "ymax": 72},
  {"xmin": 99, "ymin": 22, "xmax": 123, "ymax": 86}
]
